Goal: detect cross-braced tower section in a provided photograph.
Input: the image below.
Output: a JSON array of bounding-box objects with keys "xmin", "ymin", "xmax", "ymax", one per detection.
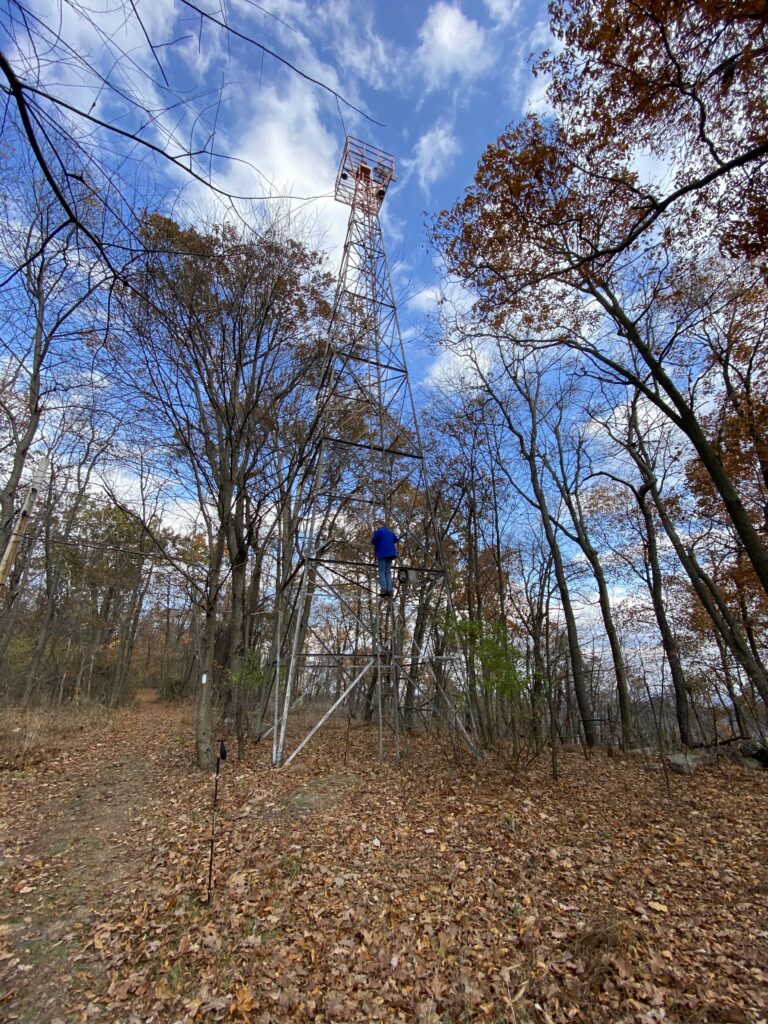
[{"xmin": 271, "ymin": 138, "xmax": 471, "ymax": 767}]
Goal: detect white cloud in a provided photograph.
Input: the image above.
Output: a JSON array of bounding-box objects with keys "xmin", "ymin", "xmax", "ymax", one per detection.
[
  {"xmin": 523, "ymin": 75, "xmax": 552, "ymax": 115},
  {"xmin": 521, "ymin": 19, "xmax": 560, "ymax": 114},
  {"xmin": 631, "ymin": 148, "xmax": 675, "ymax": 192},
  {"xmin": 97, "ymin": 464, "xmax": 209, "ymax": 537},
  {"xmin": 484, "ymin": 0, "xmax": 520, "ymax": 26},
  {"xmin": 408, "ymin": 285, "xmax": 443, "ymax": 314},
  {"xmin": 404, "ymin": 119, "xmax": 461, "ymax": 194},
  {"xmin": 13, "ymin": 0, "xmax": 181, "ymax": 141},
  {"xmin": 415, "ymin": 3, "xmax": 495, "ymax": 90},
  {"xmin": 199, "ymin": 0, "xmax": 394, "ymax": 258},
  {"xmin": 209, "ymin": 75, "xmax": 350, "ymax": 258},
  {"xmin": 425, "ymin": 344, "xmax": 491, "ymax": 390},
  {"xmin": 380, "ymin": 203, "xmax": 408, "ymax": 259},
  {"xmin": 319, "ymin": 0, "xmax": 403, "ymax": 89},
  {"xmin": 529, "ymin": 17, "xmax": 554, "ymax": 51}
]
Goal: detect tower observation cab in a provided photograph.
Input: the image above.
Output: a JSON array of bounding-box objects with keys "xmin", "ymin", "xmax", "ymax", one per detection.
[{"xmin": 335, "ymin": 137, "xmax": 395, "ymax": 212}]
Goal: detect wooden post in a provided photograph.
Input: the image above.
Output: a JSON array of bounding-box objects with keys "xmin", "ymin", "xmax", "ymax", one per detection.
[{"xmin": 0, "ymin": 455, "xmax": 48, "ymax": 588}]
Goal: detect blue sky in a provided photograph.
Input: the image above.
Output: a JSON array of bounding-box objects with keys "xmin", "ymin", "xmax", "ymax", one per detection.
[
  {"xmin": 202, "ymin": 0, "xmax": 552, "ymax": 379},
  {"xmin": 5, "ymin": 0, "xmax": 553, "ymax": 378}
]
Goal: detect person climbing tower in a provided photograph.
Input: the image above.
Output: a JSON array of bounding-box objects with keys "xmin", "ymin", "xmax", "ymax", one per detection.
[{"xmin": 371, "ymin": 520, "xmax": 399, "ymax": 597}]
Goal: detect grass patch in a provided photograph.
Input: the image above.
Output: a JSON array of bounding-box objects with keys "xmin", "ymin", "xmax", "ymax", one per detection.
[
  {"xmin": 280, "ymin": 852, "xmax": 303, "ymax": 878},
  {"xmin": 0, "ymin": 704, "xmax": 114, "ymax": 770},
  {"xmin": 572, "ymin": 911, "xmax": 640, "ymax": 959},
  {"xmin": 283, "ymin": 772, "xmax": 358, "ymax": 816},
  {"xmin": 571, "ymin": 911, "xmax": 642, "ymax": 992}
]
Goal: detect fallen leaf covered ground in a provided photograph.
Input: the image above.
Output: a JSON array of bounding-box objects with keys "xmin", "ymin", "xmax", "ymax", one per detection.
[{"xmin": 1, "ymin": 696, "xmax": 766, "ymax": 1024}]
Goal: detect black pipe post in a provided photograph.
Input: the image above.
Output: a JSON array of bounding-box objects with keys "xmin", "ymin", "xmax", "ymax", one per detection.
[{"xmin": 205, "ymin": 740, "xmax": 227, "ymax": 903}]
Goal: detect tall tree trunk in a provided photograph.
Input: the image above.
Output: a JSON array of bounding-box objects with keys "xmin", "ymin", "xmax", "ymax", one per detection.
[
  {"xmin": 485, "ymin": 366, "xmax": 596, "ymax": 746},
  {"xmin": 547, "ymin": 432, "xmax": 633, "ymax": 749},
  {"xmin": 636, "ymin": 488, "xmax": 692, "ymax": 745},
  {"xmin": 195, "ymin": 535, "xmax": 225, "ymax": 768},
  {"xmin": 524, "ymin": 446, "xmax": 596, "ymax": 746},
  {"xmin": 627, "ymin": 413, "xmax": 768, "ymax": 709},
  {"xmin": 110, "ymin": 566, "xmax": 152, "ymax": 706},
  {"xmin": 713, "ymin": 634, "xmax": 748, "ymax": 739},
  {"xmin": 404, "ymin": 576, "xmax": 433, "ymax": 728},
  {"xmin": 601, "ymin": 285, "xmax": 768, "ymax": 600},
  {"xmin": 0, "ymin": 271, "xmax": 46, "ymax": 555}
]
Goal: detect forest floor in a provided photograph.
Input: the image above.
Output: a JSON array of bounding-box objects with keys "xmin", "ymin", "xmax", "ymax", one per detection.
[{"xmin": 0, "ymin": 695, "xmax": 766, "ymax": 1024}]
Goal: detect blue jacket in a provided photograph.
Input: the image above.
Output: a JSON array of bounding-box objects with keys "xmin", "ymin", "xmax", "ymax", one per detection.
[{"xmin": 371, "ymin": 526, "xmax": 399, "ymax": 560}]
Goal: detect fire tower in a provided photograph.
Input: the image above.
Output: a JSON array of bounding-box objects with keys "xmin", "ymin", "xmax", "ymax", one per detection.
[{"xmin": 271, "ymin": 138, "xmax": 472, "ymax": 767}]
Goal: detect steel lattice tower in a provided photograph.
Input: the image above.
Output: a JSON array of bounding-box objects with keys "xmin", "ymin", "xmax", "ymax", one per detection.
[{"xmin": 272, "ymin": 138, "xmax": 472, "ymax": 767}]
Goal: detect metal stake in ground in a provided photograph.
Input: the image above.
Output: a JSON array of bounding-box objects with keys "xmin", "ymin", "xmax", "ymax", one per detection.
[{"xmin": 205, "ymin": 740, "xmax": 227, "ymax": 903}]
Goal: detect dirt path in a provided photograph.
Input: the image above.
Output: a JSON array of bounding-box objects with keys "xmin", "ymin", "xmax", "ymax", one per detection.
[
  {"xmin": 1, "ymin": 701, "xmax": 767, "ymax": 1024},
  {"xmin": 0, "ymin": 698, "xmax": 189, "ymax": 1022}
]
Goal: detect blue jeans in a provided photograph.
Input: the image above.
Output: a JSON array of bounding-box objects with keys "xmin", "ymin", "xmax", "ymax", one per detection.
[{"xmin": 377, "ymin": 558, "xmax": 393, "ymax": 594}]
